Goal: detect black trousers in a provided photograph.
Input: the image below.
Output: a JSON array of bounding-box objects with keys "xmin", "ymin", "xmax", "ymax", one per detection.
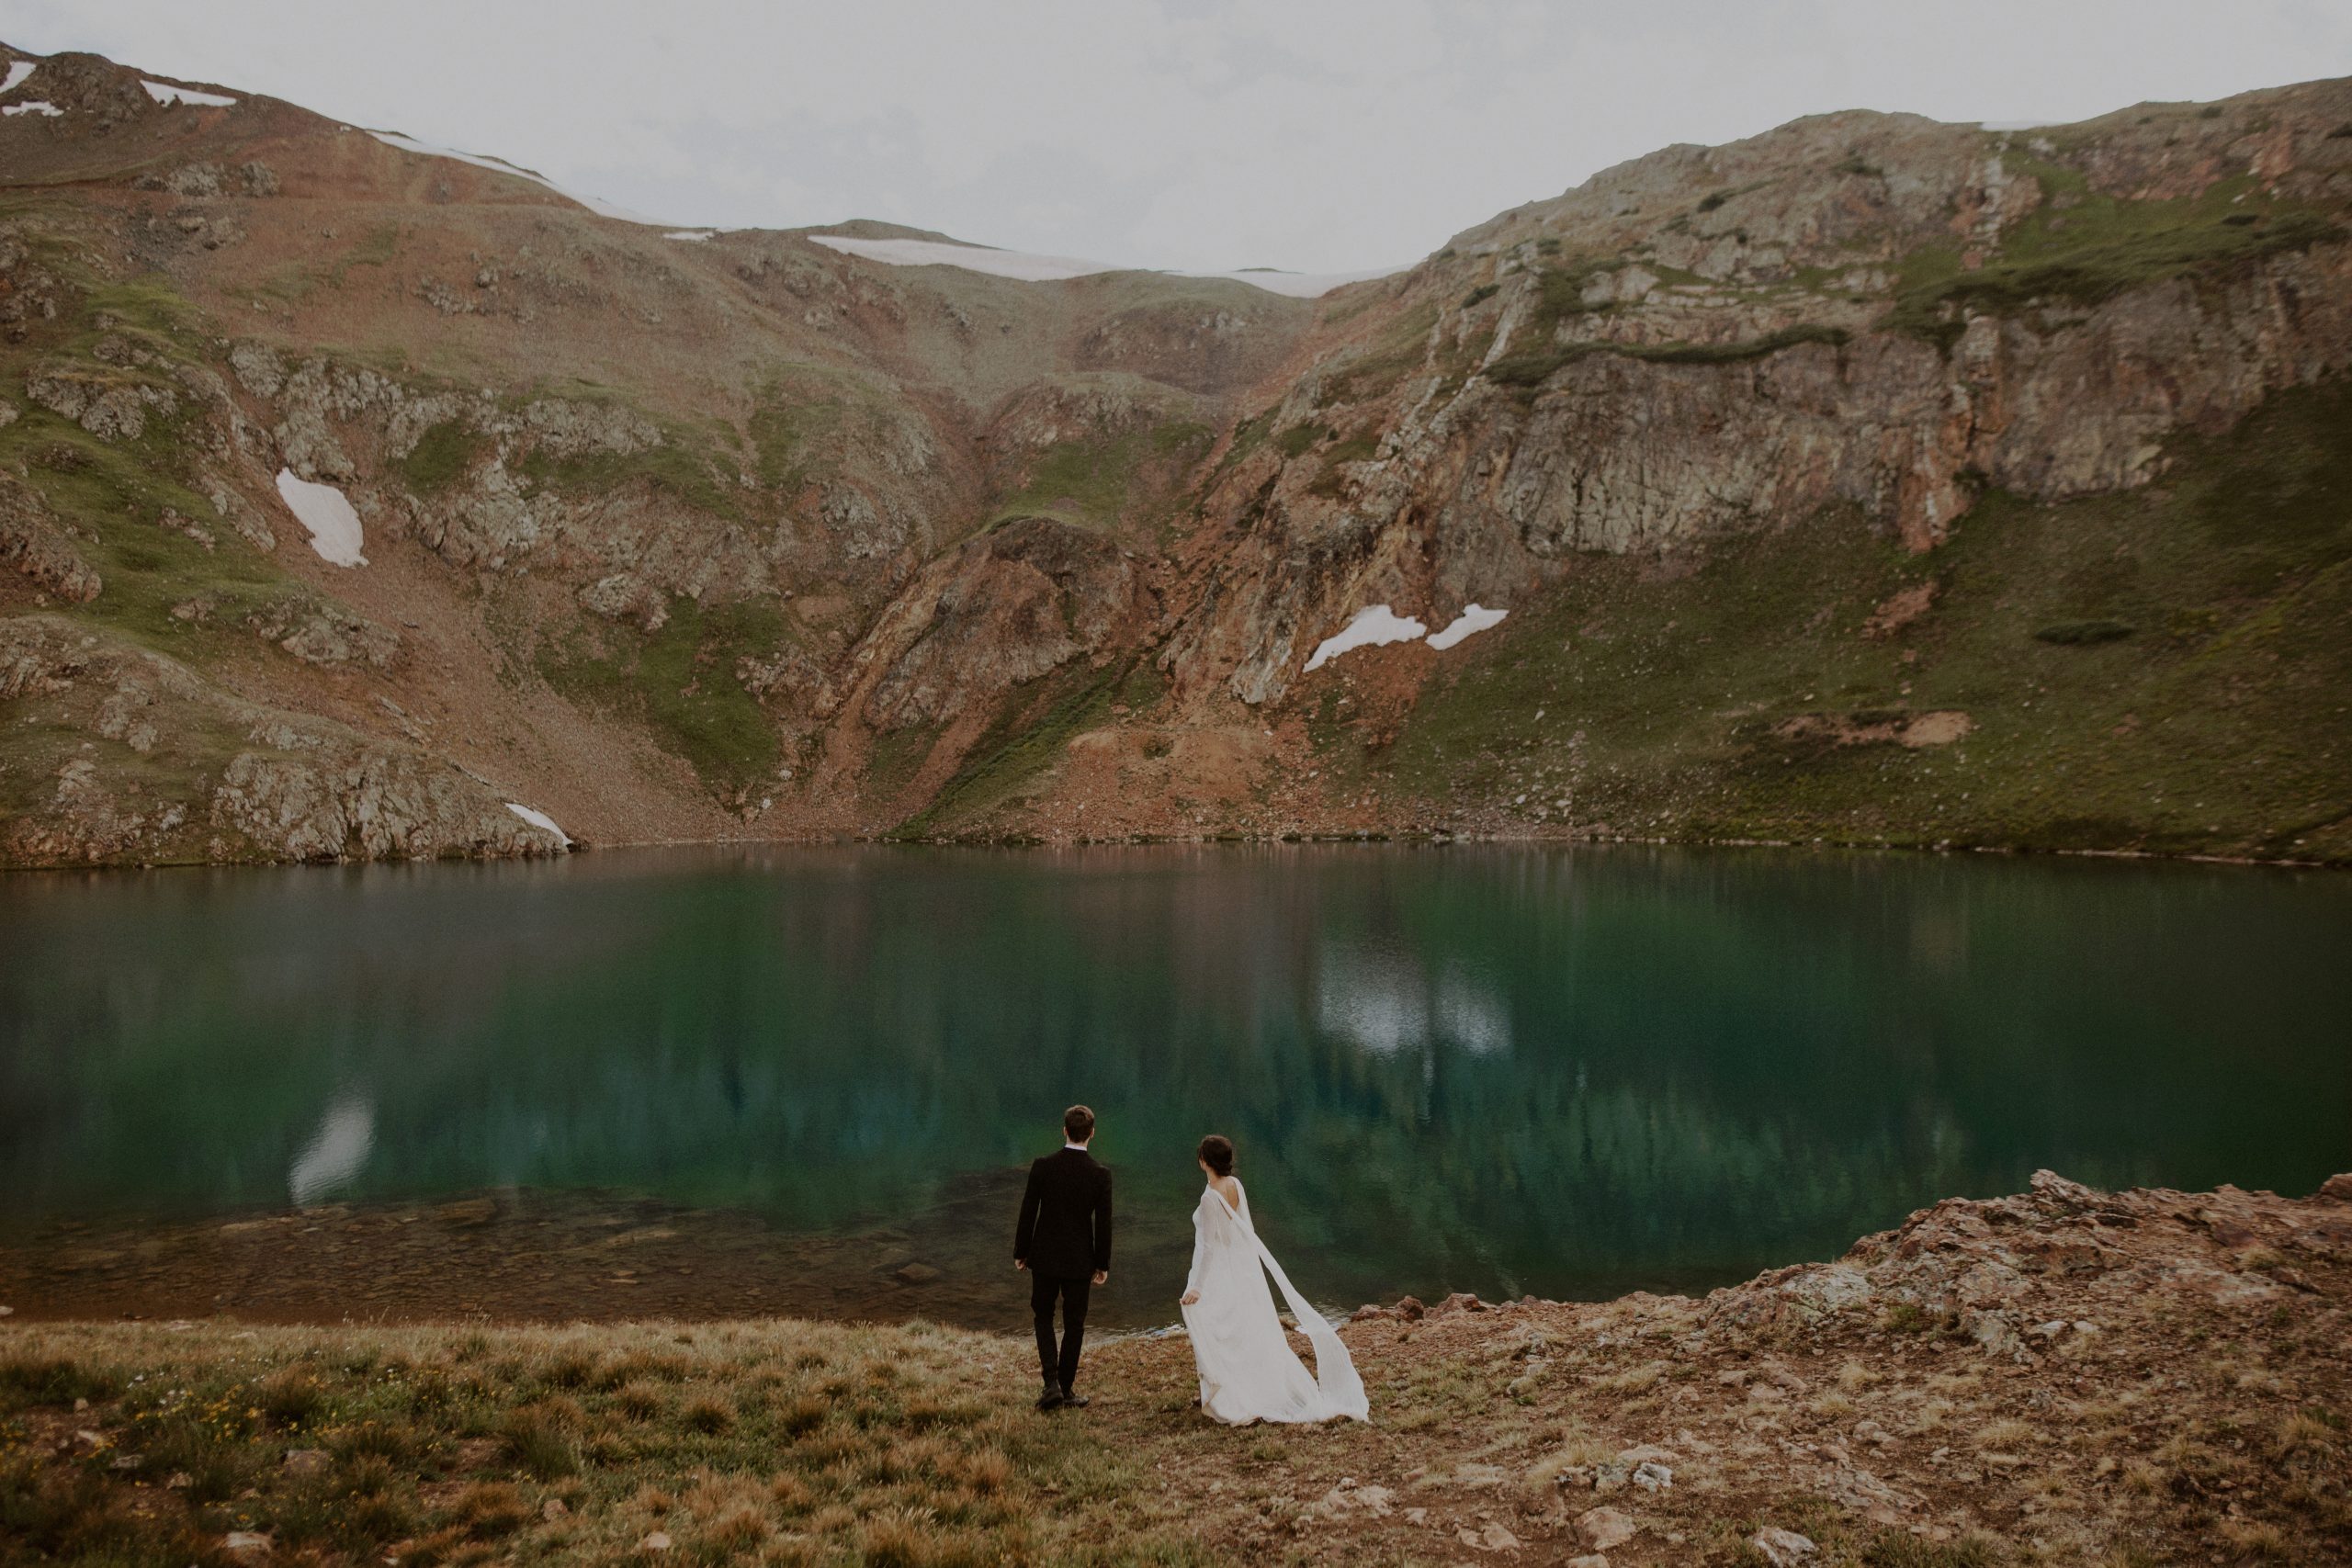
[{"xmin": 1030, "ymin": 1271, "xmax": 1092, "ymax": 1391}]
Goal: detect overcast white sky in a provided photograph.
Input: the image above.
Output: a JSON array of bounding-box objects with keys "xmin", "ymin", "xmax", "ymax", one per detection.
[{"xmin": 6, "ymin": 1, "xmax": 2350, "ymax": 272}]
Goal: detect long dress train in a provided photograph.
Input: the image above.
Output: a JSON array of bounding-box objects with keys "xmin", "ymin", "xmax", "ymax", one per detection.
[{"xmin": 1179, "ymin": 1180, "xmax": 1368, "ymax": 1425}]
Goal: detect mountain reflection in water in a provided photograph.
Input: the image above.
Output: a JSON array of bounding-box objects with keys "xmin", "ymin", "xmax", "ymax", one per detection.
[{"xmin": 1, "ymin": 844, "xmax": 2346, "ymax": 1314}]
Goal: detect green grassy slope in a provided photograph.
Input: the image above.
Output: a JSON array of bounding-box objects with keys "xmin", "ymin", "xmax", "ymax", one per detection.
[
  {"xmin": 536, "ymin": 599, "xmax": 789, "ymax": 798},
  {"xmin": 1354, "ymin": 376, "xmax": 2352, "ymax": 862}
]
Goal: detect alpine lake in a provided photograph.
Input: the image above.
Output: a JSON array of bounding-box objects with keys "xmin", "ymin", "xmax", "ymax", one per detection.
[{"xmin": 3, "ymin": 844, "xmax": 2346, "ymax": 1332}]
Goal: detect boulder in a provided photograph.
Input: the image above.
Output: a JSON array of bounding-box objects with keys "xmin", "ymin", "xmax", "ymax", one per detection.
[
  {"xmin": 1456, "ymin": 1522, "xmax": 1521, "ymax": 1552},
  {"xmin": 1750, "ymin": 1528, "xmax": 1817, "ymax": 1565},
  {"xmin": 1578, "ymin": 1506, "xmax": 1638, "ymax": 1551}
]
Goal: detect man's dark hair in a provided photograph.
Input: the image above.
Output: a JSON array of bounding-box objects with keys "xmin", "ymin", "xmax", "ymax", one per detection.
[
  {"xmin": 1197, "ymin": 1134, "xmax": 1235, "ymax": 1176},
  {"xmin": 1063, "ymin": 1104, "xmax": 1096, "ymax": 1142}
]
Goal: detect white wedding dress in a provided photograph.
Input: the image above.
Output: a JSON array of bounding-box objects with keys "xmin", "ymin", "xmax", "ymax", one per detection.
[{"xmin": 1180, "ymin": 1179, "xmax": 1369, "ymax": 1425}]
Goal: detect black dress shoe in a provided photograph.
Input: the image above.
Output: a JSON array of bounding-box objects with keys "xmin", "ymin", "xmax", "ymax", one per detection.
[
  {"xmin": 1035, "ymin": 1384, "xmax": 1064, "ymax": 1411},
  {"xmin": 1058, "ymin": 1387, "xmax": 1090, "ymax": 1408}
]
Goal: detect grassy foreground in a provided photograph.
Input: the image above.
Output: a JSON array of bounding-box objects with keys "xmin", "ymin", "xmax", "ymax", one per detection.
[
  {"xmin": 0, "ymin": 1317, "xmax": 1162, "ymax": 1568},
  {"xmin": 3, "ymin": 1172, "xmax": 2347, "ymax": 1566}
]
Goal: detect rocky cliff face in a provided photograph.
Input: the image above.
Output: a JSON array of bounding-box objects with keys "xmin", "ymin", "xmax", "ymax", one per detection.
[
  {"xmin": 2, "ymin": 43, "xmax": 2348, "ymax": 867},
  {"xmin": 1165, "ymin": 96, "xmax": 2352, "ymax": 707},
  {"xmin": 0, "ymin": 615, "xmax": 557, "ymax": 863}
]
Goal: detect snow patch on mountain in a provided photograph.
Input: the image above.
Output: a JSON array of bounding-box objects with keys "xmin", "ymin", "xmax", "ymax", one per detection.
[
  {"xmin": 2, "ymin": 61, "xmax": 37, "ymax": 95},
  {"xmin": 275, "ymin": 469, "xmax": 368, "ymax": 568},
  {"xmin": 2, "ymin": 100, "xmax": 60, "ymax": 118},
  {"xmin": 504, "ymin": 803, "xmax": 571, "ymax": 846},
  {"xmin": 1305, "ymin": 605, "xmax": 1429, "ymax": 671},
  {"xmin": 141, "ymin": 80, "xmax": 237, "ymax": 108},
  {"xmin": 1426, "ymin": 604, "xmax": 1508, "ymax": 650}
]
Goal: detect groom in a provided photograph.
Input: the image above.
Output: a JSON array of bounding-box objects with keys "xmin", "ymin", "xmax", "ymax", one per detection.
[{"xmin": 1013, "ymin": 1103, "xmax": 1113, "ymax": 1412}]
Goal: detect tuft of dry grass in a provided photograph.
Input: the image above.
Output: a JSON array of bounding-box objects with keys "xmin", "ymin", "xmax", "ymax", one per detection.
[
  {"xmin": 598, "ymin": 1350, "xmax": 693, "ymax": 1388},
  {"xmin": 1837, "ymin": 1359, "xmax": 1883, "ymax": 1393},
  {"xmin": 1973, "ymin": 1416, "xmax": 2038, "ymax": 1450},
  {"xmin": 699, "ymin": 1503, "xmax": 770, "ymax": 1554},
  {"xmin": 2276, "ymin": 1410, "xmax": 2337, "ymax": 1456},
  {"xmin": 1592, "ymin": 1359, "xmax": 1666, "ymax": 1393},
  {"xmin": 2234, "ymin": 1363, "xmax": 2287, "ymax": 1393},
  {"xmin": 2218, "ymin": 1518, "xmax": 2291, "ymax": 1560},
  {"xmin": 773, "ymin": 1391, "xmax": 829, "ymax": 1435},
  {"xmin": 445, "ymin": 1480, "xmax": 534, "ymax": 1538},
  {"xmin": 1909, "ymin": 1396, "xmax": 1956, "ymax": 1433},
  {"xmin": 255, "ymin": 1364, "xmax": 328, "ymax": 1427},
  {"xmin": 616, "ymin": 1379, "xmax": 668, "ymax": 1421},
  {"xmin": 681, "ymin": 1391, "xmax": 735, "ymax": 1434},
  {"xmin": 503, "ymin": 1405, "xmax": 582, "ymax": 1479}
]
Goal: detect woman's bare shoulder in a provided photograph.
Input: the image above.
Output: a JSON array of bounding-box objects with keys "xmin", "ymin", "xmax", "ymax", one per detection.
[{"xmin": 1212, "ymin": 1175, "xmax": 1242, "ymax": 1205}]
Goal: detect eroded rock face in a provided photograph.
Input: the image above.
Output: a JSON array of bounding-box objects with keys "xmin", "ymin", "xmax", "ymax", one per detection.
[
  {"xmin": 1072, "ymin": 301, "xmax": 1284, "ymax": 395},
  {"xmin": 232, "ymin": 351, "xmax": 812, "ymax": 601},
  {"xmin": 6, "ymin": 51, "xmax": 157, "ymax": 124},
  {"xmin": 0, "ymin": 476, "xmax": 102, "ymax": 603},
  {"xmin": 1167, "ymin": 236, "xmax": 2352, "ymax": 709},
  {"xmin": 243, "ymin": 596, "xmax": 400, "ymax": 670},
  {"xmin": 858, "ymin": 517, "xmax": 1152, "ymax": 731},
  {"xmin": 26, "ymin": 365, "xmax": 179, "ymax": 441},
  {"xmin": 1155, "ymin": 83, "xmax": 2352, "ymax": 712},
  {"xmin": 0, "ymin": 616, "xmax": 555, "ymax": 866},
  {"xmin": 207, "ymin": 746, "xmax": 521, "ymax": 863}
]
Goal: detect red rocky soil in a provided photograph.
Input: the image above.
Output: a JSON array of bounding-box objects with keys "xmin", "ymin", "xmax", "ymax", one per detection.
[{"xmin": 1079, "ymin": 1169, "xmax": 2352, "ymax": 1564}]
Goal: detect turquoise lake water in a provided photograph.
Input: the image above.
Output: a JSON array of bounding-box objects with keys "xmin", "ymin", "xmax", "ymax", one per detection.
[{"xmin": 3, "ymin": 844, "xmax": 2346, "ymax": 1316}]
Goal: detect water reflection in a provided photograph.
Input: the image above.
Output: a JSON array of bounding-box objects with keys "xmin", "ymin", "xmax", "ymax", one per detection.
[
  {"xmin": 288, "ymin": 1097, "xmax": 375, "ymax": 1206},
  {"xmin": 1317, "ymin": 941, "xmax": 1510, "ymax": 1057},
  {"xmin": 1, "ymin": 845, "xmax": 2346, "ymax": 1311}
]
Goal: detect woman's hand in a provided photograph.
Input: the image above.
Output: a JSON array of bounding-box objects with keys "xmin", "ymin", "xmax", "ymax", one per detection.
[{"xmin": 1181, "ymin": 1289, "xmax": 1201, "ymax": 1306}]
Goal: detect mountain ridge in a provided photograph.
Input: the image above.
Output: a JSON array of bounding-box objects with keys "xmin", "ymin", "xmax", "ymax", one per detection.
[{"xmin": 2, "ymin": 41, "xmax": 2347, "ymax": 865}]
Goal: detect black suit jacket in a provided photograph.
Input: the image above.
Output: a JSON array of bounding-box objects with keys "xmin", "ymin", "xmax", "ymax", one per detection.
[{"xmin": 1014, "ymin": 1147, "xmax": 1113, "ymax": 1279}]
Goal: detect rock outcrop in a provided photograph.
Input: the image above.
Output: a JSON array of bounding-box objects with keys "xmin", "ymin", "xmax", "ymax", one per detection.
[
  {"xmin": 855, "ymin": 517, "xmax": 1153, "ymax": 732},
  {"xmin": 0, "ymin": 474, "xmax": 101, "ymax": 603},
  {"xmin": 0, "ymin": 615, "xmax": 560, "ymax": 864}
]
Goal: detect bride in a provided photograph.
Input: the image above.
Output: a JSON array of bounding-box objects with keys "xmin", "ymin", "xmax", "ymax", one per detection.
[{"xmin": 1179, "ymin": 1134, "xmax": 1368, "ymax": 1425}]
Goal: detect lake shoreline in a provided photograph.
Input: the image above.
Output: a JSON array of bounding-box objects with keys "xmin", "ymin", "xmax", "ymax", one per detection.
[
  {"xmin": 5, "ymin": 1171, "xmax": 2347, "ymax": 1563},
  {"xmin": 7, "ymin": 823, "xmax": 2349, "ymax": 876}
]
